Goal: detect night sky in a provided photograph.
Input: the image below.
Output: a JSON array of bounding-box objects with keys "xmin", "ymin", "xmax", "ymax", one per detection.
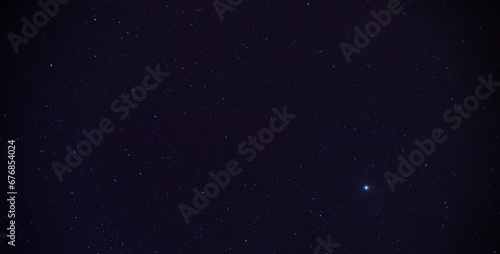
[{"xmin": 1, "ymin": 0, "xmax": 500, "ymax": 253}]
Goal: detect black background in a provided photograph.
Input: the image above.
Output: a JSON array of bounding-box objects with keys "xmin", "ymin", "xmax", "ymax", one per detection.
[{"xmin": 0, "ymin": 0, "xmax": 499, "ymax": 253}]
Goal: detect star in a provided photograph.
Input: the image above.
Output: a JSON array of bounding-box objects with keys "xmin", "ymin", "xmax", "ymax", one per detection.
[{"xmin": 364, "ymin": 185, "xmax": 369, "ymax": 190}]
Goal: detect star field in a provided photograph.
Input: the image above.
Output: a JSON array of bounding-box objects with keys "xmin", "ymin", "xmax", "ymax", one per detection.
[{"xmin": 0, "ymin": 0, "xmax": 500, "ymax": 253}]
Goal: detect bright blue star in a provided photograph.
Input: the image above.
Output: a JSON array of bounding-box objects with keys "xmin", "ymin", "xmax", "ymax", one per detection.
[{"xmin": 364, "ymin": 185, "xmax": 369, "ymax": 190}]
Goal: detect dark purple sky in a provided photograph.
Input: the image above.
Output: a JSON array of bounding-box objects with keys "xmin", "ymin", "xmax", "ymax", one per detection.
[{"xmin": 1, "ymin": 0, "xmax": 499, "ymax": 253}]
